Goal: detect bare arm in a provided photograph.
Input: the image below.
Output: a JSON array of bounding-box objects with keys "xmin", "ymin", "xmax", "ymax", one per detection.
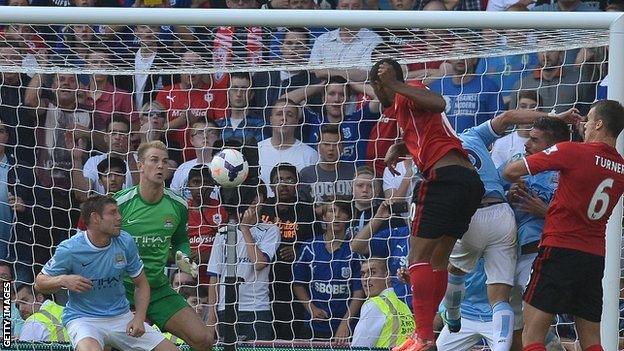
[
  {"xmin": 131, "ymin": 271, "xmax": 150, "ymax": 322},
  {"xmin": 280, "ymin": 82, "xmax": 324, "ymax": 105},
  {"xmin": 491, "ymin": 108, "xmax": 582, "ymax": 136},
  {"xmin": 503, "ymin": 159, "xmax": 530, "ymax": 183},
  {"xmin": 384, "ymin": 80, "xmax": 446, "ymax": 113},
  {"xmin": 351, "ymin": 201, "xmax": 390, "ymax": 255},
  {"xmin": 25, "ymin": 74, "xmax": 44, "ymax": 108},
  {"xmin": 35, "ymin": 273, "xmax": 92, "ymax": 294},
  {"xmin": 207, "ymin": 275, "xmax": 219, "ymax": 330},
  {"xmin": 349, "ymin": 82, "xmax": 380, "ymax": 114},
  {"xmin": 240, "ymin": 207, "xmax": 269, "ymax": 271}
]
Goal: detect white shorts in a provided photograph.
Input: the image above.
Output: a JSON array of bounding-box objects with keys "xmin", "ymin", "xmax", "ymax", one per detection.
[
  {"xmin": 435, "ymin": 317, "xmax": 494, "ymax": 351},
  {"xmin": 510, "ymin": 252, "xmax": 539, "ymax": 330},
  {"xmin": 66, "ymin": 311, "xmax": 166, "ymax": 351},
  {"xmin": 449, "ymin": 203, "xmax": 517, "ymax": 286}
]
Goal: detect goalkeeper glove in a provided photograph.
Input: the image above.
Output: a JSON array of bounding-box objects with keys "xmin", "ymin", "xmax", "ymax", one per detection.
[{"xmin": 175, "ymin": 251, "xmax": 198, "ymax": 278}]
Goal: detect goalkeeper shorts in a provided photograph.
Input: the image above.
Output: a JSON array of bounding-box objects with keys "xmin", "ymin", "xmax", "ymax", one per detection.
[{"xmin": 125, "ymin": 282, "xmax": 189, "ymax": 329}]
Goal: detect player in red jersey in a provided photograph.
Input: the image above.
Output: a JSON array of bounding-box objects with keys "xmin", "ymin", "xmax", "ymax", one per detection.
[
  {"xmin": 503, "ymin": 100, "xmax": 624, "ymax": 351},
  {"xmin": 370, "ymin": 58, "xmax": 485, "ymax": 351}
]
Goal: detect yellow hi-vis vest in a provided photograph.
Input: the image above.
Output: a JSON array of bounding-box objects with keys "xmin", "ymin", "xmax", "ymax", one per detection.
[
  {"xmin": 152, "ymin": 325, "xmax": 185, "ymax": 345},
  {"xmin": 26, "ymin": 301, "xmax": 69, "ymax": 342},
  {"xmin": 367, "ymin": 290, "xmax": 415, "ymax": 348}
]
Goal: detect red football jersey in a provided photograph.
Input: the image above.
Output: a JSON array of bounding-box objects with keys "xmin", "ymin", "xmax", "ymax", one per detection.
[
  {"xmin": 383, "ymin": 81, "xmax": 466, "ymax": 173},
  {"xmin": 367, "ymin": 112, "xmax": 400, "ymax": 176},
  {"xmin": 525, "ymin": 141, "xmax": 624, "ymax": 256},
  {"xmin": 155, "ymin": 81, "xmax": 228, "ymax": 161},
  {"xmin": 187, "ymin": 198, "xmax": 228, "ymax": 256}
]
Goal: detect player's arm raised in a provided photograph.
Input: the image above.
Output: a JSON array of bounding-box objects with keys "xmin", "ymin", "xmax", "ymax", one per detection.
[
  {"xmin": 375, "ymin": 63, "xmax": 446, "ymax": 113},
  {"xmin": 491, "ymin": 108, "xmax": 582, "ymax": 136}
]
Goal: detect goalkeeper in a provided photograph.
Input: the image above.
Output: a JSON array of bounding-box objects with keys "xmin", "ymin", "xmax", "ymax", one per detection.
[{"xmin": 114, "ymin": 141, "xmax": 212, "ymax": 351}]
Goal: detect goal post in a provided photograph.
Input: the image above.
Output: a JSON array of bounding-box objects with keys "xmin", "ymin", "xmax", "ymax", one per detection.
[{"xmin": 0, "ymin": 7, "xmax": 622, "ymax": 349}]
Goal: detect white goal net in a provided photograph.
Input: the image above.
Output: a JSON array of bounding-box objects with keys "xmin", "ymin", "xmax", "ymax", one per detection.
[{"xmin": 0, "ymin": 7, "xmax": 621, "ymax": 351}]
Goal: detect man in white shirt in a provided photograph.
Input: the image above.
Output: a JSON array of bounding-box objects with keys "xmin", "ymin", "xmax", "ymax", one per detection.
[
  {"xmin": 258, "ymin": 98, "xmax": 319, "ymax": 197},
  {"xmin": 16, "ymin": 284, "xmax": 67, "ymax": 342},
  {"xmin": 206, "ymin": 183, "xmax": 280, "ymax": 341},
  {"xmin": 352, "ymin": 257, "xmax": 415, "ymax": 348},
  {"xmin": 170, "ymin": 120, "xmax": 219, "ymax": 199},
  {"xmin": 309, "ymin": 0, "xmax": 382, "ymax": 69},
  {"xmin": 76, "ymin": 117, "xmax": 138, "ymax": 197}
]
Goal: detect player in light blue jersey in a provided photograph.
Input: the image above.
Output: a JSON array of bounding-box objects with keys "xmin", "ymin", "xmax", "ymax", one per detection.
[
  {"xmin": 35, "ymin": 195, "xmax": 178, "ymax": 351},
  {"xmin": 440, "ymin": 108, "xmax": 581, "ymax": 351},
  {"xmin": 505, "ymin": 116, "xmax": 570, "ymax": 350}
]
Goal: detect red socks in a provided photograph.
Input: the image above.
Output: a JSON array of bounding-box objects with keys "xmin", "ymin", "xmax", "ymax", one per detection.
[
  {"xmin": 409, "ymin": 262, "xmax": 436, "ymax": 341},
  {"xmin": 523, "ymin": 343, "xmax": 546, "ymax": 351},
  {"xmin": 584, "ymin": 346, "xmax": 604, "ymax": 351},
  {"xmin": 433, "ymin": 269, "xmax": 448, "ymax": 314}
]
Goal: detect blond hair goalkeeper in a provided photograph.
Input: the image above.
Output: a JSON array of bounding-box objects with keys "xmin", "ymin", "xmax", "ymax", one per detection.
[{"xmin": 114, "ymin": 141, "xmax": 212, "ymax": 351}]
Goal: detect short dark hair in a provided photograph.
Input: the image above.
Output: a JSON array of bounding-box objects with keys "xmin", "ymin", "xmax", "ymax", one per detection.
[
  {"xmin": 97, "ymin": 156, "xmax": 127, "ymax": 176},
  {"xmin": 107, "ymin": 115, "xmax": 131, "ymax": 133},
  {"xmin": 532, "ymin": 116, "xmax": 570, "ymax": 144},
  {"xmin": 270, "ymin": 163, "xmax": 298, "ymax": 184},
  {"xmin": 326, "ymin": 76, "xmax": 350, "ymax": 94},
  {"xmin": 16, "ymin": 283, "xmax": 48, "ymax": 300},
  {"xmin": 590, "ymin": 100, "xmax": 624, "ymax": 138},
  {"xmin": 320, "ymin": 124, "xmax": 343, "ymax": 140},
  {"xmin": 188, "ymin": 164, "xmax": 215, "ymax": 186},
  {"xmin": 517, "ymin": 90, "xmax": 540, "ymax": 104},
  {"xmin": 230, "ymin": 71, "xmax": 252, "ymax": 84},
  {"xmin": 326, "ymin": 194, "xmax": 353, "ymax": 220},
  {"xmin": 80, "ymin": 195, "xmax": 117, "ymax": 226},
  {"xmin": 370, "ymin": 58, "xmax": 404, "ymax": 84}
]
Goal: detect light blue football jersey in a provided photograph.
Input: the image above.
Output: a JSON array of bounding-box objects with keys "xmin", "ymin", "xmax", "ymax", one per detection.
[
  {"xmin": 41, "ymin": 230, "xmax": 144, "ymax": 325},
  {"xmin": 514, "ymin": 171, "xmax": 559, "ymax": 246},
  {"xmin": 460, "ymin": 120, "xmax": 506, "ymax": 201}
]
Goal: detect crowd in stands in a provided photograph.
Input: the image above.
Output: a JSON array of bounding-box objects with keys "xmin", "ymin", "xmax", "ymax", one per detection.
[{"xmin": 0, "ymin": 0, "xmax": 623, "ymax": 349}]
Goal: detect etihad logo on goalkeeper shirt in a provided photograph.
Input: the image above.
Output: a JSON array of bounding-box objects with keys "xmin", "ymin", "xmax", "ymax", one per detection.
[
  {"xmin": 133, "ymin": 235, "xmax": 167, "ymax": 248},
  {"xmin": 163, "ymin": 216, "xmax": 175, "ymax": 229}
]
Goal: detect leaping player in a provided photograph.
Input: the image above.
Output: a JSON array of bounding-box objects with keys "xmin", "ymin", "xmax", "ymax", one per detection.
[{"xmin": 370, "ymin": 58, "xmax": 484, "ymax": 351}]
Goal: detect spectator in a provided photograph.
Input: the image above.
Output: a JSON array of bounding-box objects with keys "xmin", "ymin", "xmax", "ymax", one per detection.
[
  {"xmin": 299, "ymin": 124, "xmax": 356, "ymax": 203},
  {"xmin": 72, "ymin": 157, "xmax": 127, "ymax": 213},
  {"xmin": 212, "ymin": 0, "xmax": 264, "ymax": 86},
  {"xmin": 156, "ymin": 50, "xmax": 228, "ymax": 162},
  {"xmin": 509, "ymin": 42, "xmax": 595, "ymax": 114},
  {"xmin": 207, "ymin": 182, "xmax": 280, "ymax": 341},
  {"xmin": 171, "ymin": 270, "xmax": 196, "ymax": 291},
  {"xmin": 490, "ymin": 90, "xmax": 539, "ymax": 168},
  {"xmin": 350, "ymin": 166, "xmax": 383, "ymax": 234},
  {"xmin": 259, "ymin": 163, "xmax": 319, "ymax": 340},
  {"xmin": 257, "ymin": 99, "xmax": 319, "ymax": 197},
  {"xmin": 0, "ymin": 120, "xmax": 11, "ymax": 260},
  {"xmin": 382, "ymin": 158, "xmax": 419, "ymax": 203},
  {"xmin": 293, "ymin": 197, "xmax": 365, "ymax": 340},
  {"xmin": 309, "ymin": 0, "xmax": 382, "ymax": 69},
  {"xmin": 186, "ymin": 165, "xmax": 228, "ymax": 285},
  {"xmin": 179, "ymin": 286, "xmax": 209, "ymax": 323},
  {"xmin": 81, "ymin": 47, "xmax": 135, "ymax": 140},
  {"xmin": 256, "ymin": 28, "xmax": 322, "ymax": 118},
  {"xmin": 72, "ymin": 117, "xmax": 138, "ymax": 202},
  {"xmin": 352, "ymin": 257, "xmax": 415, "ymax": 348},
  {"xmin": 216, "ymin": 72, "xmax": 265, "ymax": 144},
  {"xmin": 2, "ymin": 24, "xmax": 47, "ymax": 75},
  {"xmin": 531, "ymin": 0, "xmax": 598, "ymax": 12},
  {"xmin": 170, "ymin": 120, "xmax": 219, "ymax": 199},
  {"xmin": 53, "ymin": 25, "xmax": 97, "ymax": 70},
  {"xmin": 413, "ymin": 0, "xmax": 481, "ymax": 9},
  {"xmin": 287, "ymin": 76, "xmax": 380, "ymax": 163},
  {"xmin": 475, "ymin": 6, "xmax": 540, "ymax": 106},
  {"xmin": 134, "ymin": 101, "xmax": 183, "ymax": 169},
  {"xmin": 0, "ymin": 262, "xmax": 24, "ymax": 338},
  {"xmin": 15, "ymin": 284, "xmax": 68, "ymax": 342},
  {"xmin": 132, "ymin": 25, "xmax": 176, "ymax": 110},
  {"xmin": 0, "ymin": 43, "xmax": 35, "ymax": 166},
  {"xmin": 24, "ymin": 73, "xmax": 89, "ymax": 275},
  {"xmin": 429, "ymin": 42, "xmax": 503, "ymax": 133}
]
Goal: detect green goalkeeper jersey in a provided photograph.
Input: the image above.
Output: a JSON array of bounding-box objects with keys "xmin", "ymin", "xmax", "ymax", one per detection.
[{"xmin": 114, "ymin": 185, "xmax": 190, "ymax": 289}]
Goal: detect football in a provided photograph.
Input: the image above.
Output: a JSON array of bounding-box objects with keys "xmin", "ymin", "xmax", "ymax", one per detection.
[{"xmin": 209, "ymin": 148, "xmax": 249, "ymax": 188}]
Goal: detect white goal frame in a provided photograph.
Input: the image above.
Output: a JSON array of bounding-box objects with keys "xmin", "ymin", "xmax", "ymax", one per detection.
[{"xmin": 0, "ymin": 7, "xmax": 623, "ymax": 349}]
